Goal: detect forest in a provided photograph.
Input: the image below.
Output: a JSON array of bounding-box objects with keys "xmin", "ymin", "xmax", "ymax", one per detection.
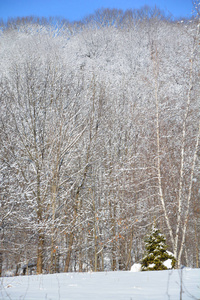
[{"xmin": 0, "ymin": 5, "xmax": 200, "ymax": 276}]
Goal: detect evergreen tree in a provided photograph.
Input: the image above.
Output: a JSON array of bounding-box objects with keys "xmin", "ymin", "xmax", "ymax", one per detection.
[{"xmin": 141, "ymin": 226, "xmax": 176, "ymax": 271}]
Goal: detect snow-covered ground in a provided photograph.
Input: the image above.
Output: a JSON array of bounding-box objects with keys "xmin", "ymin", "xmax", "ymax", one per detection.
[{"xmin": 0, "ymin": 269, "xmax": 199, "ymax": 300}]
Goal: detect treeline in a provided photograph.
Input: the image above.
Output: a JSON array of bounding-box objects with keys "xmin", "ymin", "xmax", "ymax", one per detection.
[
  {"xmin": 0, "ymin": 6, "xmax": 199, "ymax": 276},
  {"xmin": 0, "ymin": 6, "xmax": 173, "ymax": 30}
]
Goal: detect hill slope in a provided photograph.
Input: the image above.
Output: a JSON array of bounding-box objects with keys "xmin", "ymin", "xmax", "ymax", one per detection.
[{"xmin": 1, "ymin": 269, "xmax": 200, "ymax": 300}]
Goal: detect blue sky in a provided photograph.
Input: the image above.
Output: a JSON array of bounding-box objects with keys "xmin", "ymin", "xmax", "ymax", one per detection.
[{"xmin": 0, "ymin": 0, "xmax": 194, "ymax": 22}]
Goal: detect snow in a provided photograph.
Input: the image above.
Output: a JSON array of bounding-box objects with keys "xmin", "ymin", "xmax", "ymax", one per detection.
[
  {"xmin": 130, "ymin": 263, "xmax": 141, "ymax": 272},
  {"xmin": 163, "ymin": 251, "xmax": 175, "ymax": 269},
  {"xmin": 1, "ymin": 269, "xmax": 200, "ymax": 300},
  {"xmin": 167, "ymin": 250, "xmax": 175, "ymax": 256},
  {"xmin": 164, "ymin": 259, "xmax": 173, "ymax": 269}
]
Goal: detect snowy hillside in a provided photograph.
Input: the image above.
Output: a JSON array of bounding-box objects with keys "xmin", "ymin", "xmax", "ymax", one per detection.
[{"xmin": 1, "ymin": 269, "xmax": 200, "ymax": 300}]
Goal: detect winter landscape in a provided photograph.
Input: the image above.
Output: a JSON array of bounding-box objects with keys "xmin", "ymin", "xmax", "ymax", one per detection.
[{"xmin": 0, "ymin": 2, "xmax": 200, "ymax": 299}]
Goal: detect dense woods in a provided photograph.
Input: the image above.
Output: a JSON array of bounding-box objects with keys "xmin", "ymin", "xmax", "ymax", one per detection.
[{"xmin": 0, "ymin": 5, "xmax": 199, "ymax": 275}]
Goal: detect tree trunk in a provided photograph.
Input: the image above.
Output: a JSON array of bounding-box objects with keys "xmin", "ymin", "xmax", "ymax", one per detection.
[
  {"xmin": 0, "ymin": 252, "xmax": 2, "ymax": 277},
  {"xmin": 125, "ymin": 227, "xmax": 134, "ymax": 270},
  {"xmin": 195, "ymin": 220, "xmax": 199, "ymax": 268},
  {"xmin": 64, "ymin": 232, "xmax": 74, "ymax": 272},
  {"xmin": 37, "ymin": 233, "xmax": 44, "ymax": 274}
]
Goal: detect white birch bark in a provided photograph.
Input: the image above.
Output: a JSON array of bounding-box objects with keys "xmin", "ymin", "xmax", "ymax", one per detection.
[
  {"xmin": 177, "ymin": 120, "xmax": 200, "ymax": 267},
  {"xmin": 174, "ymin": 22, "xmax": 200, "ymax": 265},
  {"xmin": 152, "ymin": 45, "xmax": 175, "ymax": 249}
]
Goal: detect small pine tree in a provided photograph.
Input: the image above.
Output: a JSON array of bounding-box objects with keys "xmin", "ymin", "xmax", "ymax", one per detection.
[{"xmin": 141, "ymin": 225, "xmax": 176, "ymax": 271}]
